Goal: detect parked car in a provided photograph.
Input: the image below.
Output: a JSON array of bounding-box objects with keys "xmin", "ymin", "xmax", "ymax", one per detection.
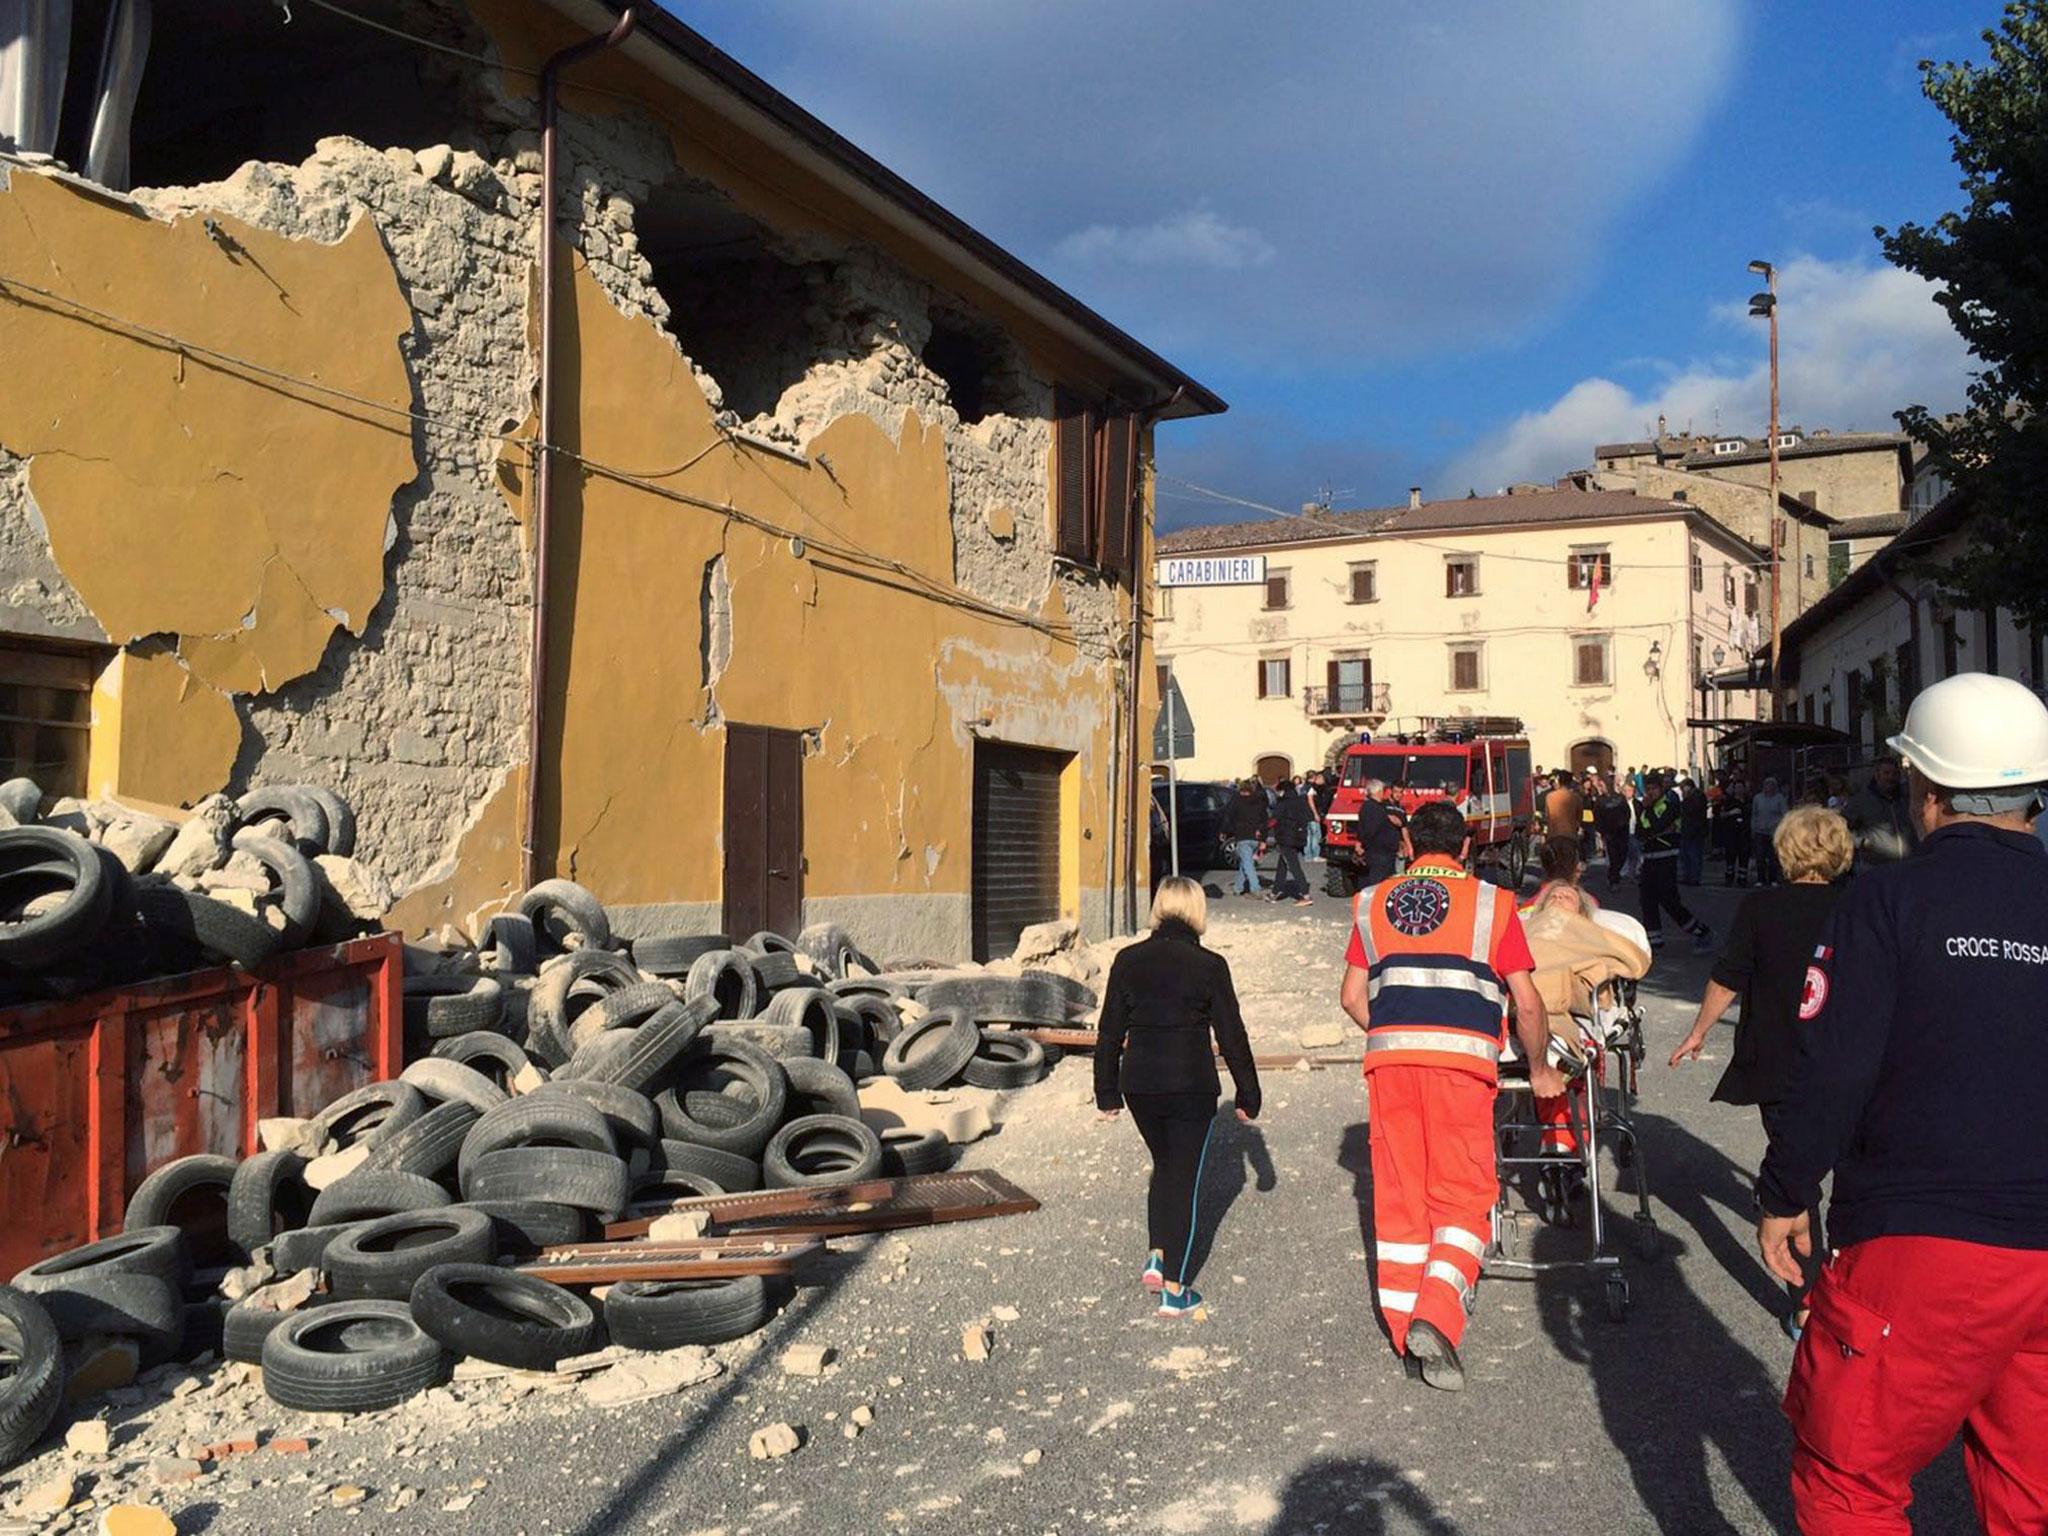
[{"xmin": 1150, "ymin": 780, "xmax": 1235, "ymax": 874}]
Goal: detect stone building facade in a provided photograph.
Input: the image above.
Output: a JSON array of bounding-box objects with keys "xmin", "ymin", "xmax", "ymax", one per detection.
[{"xmin": 0, "ymin": 0, "xmax": 1220, "ymax": 958}]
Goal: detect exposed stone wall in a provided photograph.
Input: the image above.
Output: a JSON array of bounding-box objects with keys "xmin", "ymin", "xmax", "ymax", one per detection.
[
  {"xmin": 136, "ymin": 139, "xmax": 540, "ymax": 891},
  {"xmin": 0, "ymin": 451, "xmax": 102, "ymax": 645}
]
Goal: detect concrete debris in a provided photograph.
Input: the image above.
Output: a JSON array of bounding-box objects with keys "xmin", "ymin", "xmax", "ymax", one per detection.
[
  {"xmin": 256, "ymin": 1116, "xmax": 330, "ymax": 1158},
  {"xmin": 1022, "ymin": 1447, "xmax": 1044, "ymax": 1466},
  {"xmin": 442, "ymin": 1493, "xmax": 477, "ymax": 1513},
  {"xmin": 1297, "ymin": 1021, "xmax": 1346, "ymax": 1050},
  {"xmin": 302, "ymin": 1141, "xmax": 372, "ymax": 1189},
  {"xmin": 64, "ymin": 1418, "xmax": 111, "ymax": 1456},
  {"xmin": 17, "ymin": 1475, "xmax": 77, "ymax": 1517},
  {"xmin": 96, "ymin": 810, "xmax": 177, "ymax": 874},
  {"xmin": 647, "ymin": 1211, "xmax": 711, "ymax": 1241},
  {"xmin": 218, "ymin": 1253, "xmax": 275, "ymax": 1301},
  {"xmin": 63, "ymin": 1335, "xmax": 140, "ymax": 1403},
  {"xmin": 858, "ymin": 1076, "xmax": 994, "ymax": 1144},
  {"xmin": 314, "ymin": 853, "xmax": 393, "ymax": 926},
  {"xmin": 241, "ymin": 1267, "xmax": 320, "ymax": 1314},
  {"xmin": 780, "ymin": 1343, "xmax": 833, "ymax": 1378},
  {"xmin": 98, "ymin": 1508, "xmax": 177, "ymax": 1536},
  {"xmin": 960, "ymin": 1323, "xmax": 994, "ymax": 1362},
  {"xmin": 149, "ymin": 1457, "xmax": 205, "ymax": 1486},
  {"xmin": 330, "ymin": 1486, "xmax": 368, "ymax": 1507},
  {"xmin": 578, "ymin": 1346, "xmax": 720, "ymax": 1407},
  {"xmin": 156, "ymin": 795, "xmax": 236, "ymax": 880},
  {"xmin": 990, "ymin": 1305, "xmax": 1021, "ymax": 1322},
  {"xmin": 850, "ymin": 1404, "xmax": 875, "ymax": 1427},
  {"xmin": 748, "ymin": 1423, "xmax": 802, "ymax": 1461}
]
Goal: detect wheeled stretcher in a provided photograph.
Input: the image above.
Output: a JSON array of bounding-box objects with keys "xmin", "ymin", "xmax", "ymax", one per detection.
[{"xmin": 1490, "ymin": 906, "xmax": 1657, "ymax": 1321}]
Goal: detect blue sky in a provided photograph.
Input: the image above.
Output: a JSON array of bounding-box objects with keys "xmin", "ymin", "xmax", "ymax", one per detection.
[{"xmin": 687, "ymin": 1, "xmax": 1988, "ymax": 530}]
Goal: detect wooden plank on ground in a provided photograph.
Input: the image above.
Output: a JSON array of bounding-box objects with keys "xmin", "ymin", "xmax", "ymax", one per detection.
[
  {"xmin": 517, "ymin": 1236, "xmax": 821, "ymax": 1285},
  {"xmin": 600, "ymin": 1169, "xmax": 1042, "ymax": 1241}
]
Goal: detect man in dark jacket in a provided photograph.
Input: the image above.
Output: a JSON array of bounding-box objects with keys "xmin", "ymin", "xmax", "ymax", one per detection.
[
  {"xmin": 1221, "ymin": 780, "xmax": 1270, "ymax": 897},
  {"xmin": 1679, "ymin": 776, "xmax": 1710, "ymax": 884},
  {"xmin": 1273, "ymin": 782, "xmax": 1314, "ymax": 905},
  {"xmin": 1637, "ymin": 772, "xmax": 1714, "ymax": 951},
  {"xmin": 1355, "ymin": 779, "xmax": 1406, "ymax": 884},
  {"xmin": 1843, "ymin": 756, "xmax": 1918, "ymax": 870},
  {"xmin": 1593, "ymin": 778, "xmax": 1632, "ymax": 890}
]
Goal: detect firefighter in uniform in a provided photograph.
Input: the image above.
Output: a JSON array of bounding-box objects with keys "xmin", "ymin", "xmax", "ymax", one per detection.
[
  {"xmin": 1341, "ymin": 800, "xmax": 1562, "ymax": 1390},
  {"xmin": 1757, "ymin": 672, "xmax": 2048, "ymax": 1533}
]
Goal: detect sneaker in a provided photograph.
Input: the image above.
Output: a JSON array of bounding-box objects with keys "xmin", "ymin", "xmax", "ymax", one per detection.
[
  {"xmin": 1692, "ymin": 928, "xmax": 1716, "ymax": 954},
  {"xmin": 1294, "ymin": 897, "xmax": 1315, "ymax": 908},
  {"xmin": 1647, "ymin": 932, "xmax": 1666, "ymax": 949},
  {"xmin": 1157, "ymin": 1286, "xmax": 1205, "ymax": 1319},
  {"xmin": 1141, "ymin": 1253, "xmax": 1165, "ymax": 1293},
  {"xmin": 1403, "ymin": 1318, "xmax": 1465, "ymax": 1392}
]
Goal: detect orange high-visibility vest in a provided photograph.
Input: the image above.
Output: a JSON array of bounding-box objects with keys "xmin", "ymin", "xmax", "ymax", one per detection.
[{"xmin": 1351, "ymin": 856, "xmax": 1519, "ymax": 1082}]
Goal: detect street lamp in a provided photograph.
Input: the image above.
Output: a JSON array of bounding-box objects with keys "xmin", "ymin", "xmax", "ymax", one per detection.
[
  {"xmin": 1748, "ymin": 259, "xmax": 1782, "ymax": 720},
  {"xmin": 1644, "ymin": 639, "xmax": 1662, "ymax": 680}
]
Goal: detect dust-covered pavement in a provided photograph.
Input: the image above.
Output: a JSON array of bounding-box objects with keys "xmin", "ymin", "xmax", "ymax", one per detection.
[{"xmin": 11, "ymin": 871, "xmax": 1978, "ymax": 1534}]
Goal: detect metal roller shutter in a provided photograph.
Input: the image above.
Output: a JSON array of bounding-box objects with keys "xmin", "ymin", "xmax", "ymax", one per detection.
[{"xmin": 971, "ymin": 743, "xmax": 1066, "ymax": 961}]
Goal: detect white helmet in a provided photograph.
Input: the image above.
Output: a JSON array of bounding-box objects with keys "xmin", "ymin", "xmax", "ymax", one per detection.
[{"xmin": 1887, "ymin": 672, "xmax": 2048, "ymax": 791}]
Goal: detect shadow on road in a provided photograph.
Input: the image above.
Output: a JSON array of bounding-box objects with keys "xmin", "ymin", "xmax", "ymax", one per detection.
[
  {"xmin": 1261, "ymin": 1454, "xmax": 1468, "ymax": 1534},
  {"xmin": 1336, "ymin": 1118, "xmax": 1399, "ymax": 1354},
  {"xmin": 1184, "ymin": 1111, "xmax": 1278, "ymax": 1282}
]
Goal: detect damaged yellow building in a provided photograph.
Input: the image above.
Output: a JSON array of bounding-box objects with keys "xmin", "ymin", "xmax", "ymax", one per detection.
[{"xmin": 0, "ymin": 0, "xmax": 1220, "ymax": 959}]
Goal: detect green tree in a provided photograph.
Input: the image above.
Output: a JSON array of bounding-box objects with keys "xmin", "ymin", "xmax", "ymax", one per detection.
[{"xmin": 1881, "ymin": 2, "xmax": 2048, "ymax": 626}]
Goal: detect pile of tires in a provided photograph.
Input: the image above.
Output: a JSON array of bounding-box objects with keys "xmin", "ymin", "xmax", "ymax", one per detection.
[{"xmin": 0, "ymin": 779, "xmax": 385, "ymax": 1002}]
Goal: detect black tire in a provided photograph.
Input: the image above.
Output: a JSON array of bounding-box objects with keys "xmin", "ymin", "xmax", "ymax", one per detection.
[
  {"xmin": 399, "ymin": 1057, "xmax": 510, "ymax": 1114},
  {"xmin": 464, "ymin": 1147, "xmax": 629, "ymax": 1220},
  {"xmin": 132, "ymin": 882, "xmax": 278, "ymax": 969},
  {"xmin": 628, "ymin": 933, "xmax": 729, "ymax": 976},
  {"xmin": 0, "ymin": 777, "xmax": 41, "ymax": 823},
  {"xmin": 310, "ymin": 1081, "xmax": 426, "ymax": 1152},
  {"xmin": 584, "ymin": 998, "xmax": 715, "ymax": 1093},
  {"xmin": 517, "ymin": 879, "xmax": 612, "ymax": 955},
  {"xmin": 795, "ymin": 923, "xmax": 860, "ymax": 981},
  {"xmin": 920, "ymin": 974, "xmax": 1081, "ymax": 1027},
  {"xmin": 780, "ymin": 1056, "xmax": 861, "ymax": 1120},
  {"xmin": 683, "ymin": 949, "xmax": 760, "ymax": 1022},
  {"xmin": 828, "ymin": 976, "xmax": 907, "ymax": 1000},
  {"xmin": 12, "ymin": 1227, "xmax": 187, "ymax": 1293},
  {"xmin": 845, "ymin": 1048, "xmax": 879, "ymax": 1082},
  {"xmin": 178, "ymin": 1295, "xmax": 228, "ymax": 1362},
  {"xmin": 361, "ymin": 1100, "xmax": 479, "ymax": 1180},
  {"xmin": 1324, "ymin": 861, "xmax": 1360, "ymax": 897},
  {"xmin": 626, "ymin": 1170, "xmax": 723, "ymax": 1208},
  {"xmin": 569, "ymin": 981, "xmax": 679, "ymax": 1050},
  {"xmin": 308, "ymin": 1171, "xmax": 452, "ymax": 1226},
  {"xmin": 762, "ymin": 1114, "xmax": 883, "ymax": 1189},
  {"xmin": 125, "ymin": 1152, "xmax": 242, "ymax": 1266},
  {"xmin": 0, "ymin": 1285, "xmax": 63, "ymax": 1470},
  {"xmin": 224, "ymin": 1293, "xmax": 334, "ymax": 1364},
  {"xmin": 523, "ymin": 1080, "xmax": 660, "ymax": 1152},
  {"xmin": 603, "ymin": 1275, "xmax": 770, "ymax": 1349},
  {"xmin": 403, "ymin": 973, "xmax": 505, "ymax": 1039},
  {"xmin": 457, "ymin": 1201, "xmax": 587, "ymax": 1255},
  {"xmin": 881, "ymin": 1007, "xmax": 979, "ymax": 1090},
  {"xmin": 271, "ymin": 1221, "xmax": 365, "ymax": 1275},
  {"xmin": 0, "ymin": 827, "xmax": 112, "ymax": 969},
  {"xmin": 749, "ymin": 950, "xmax": 803, "ymax": 992},
  {"xmin": 228, "ymin": 829, "xmax": 321, "ymax": 947},
  {"xmin": 484, "ymin": 913, "xmax": 540, "ymax": 977},
  {"xmin": 260, "ymin": 1300, "xmax": 448, "ymax": 1413},
  {"xmin": 878, "ymin": 1126, "xmax": 953, "ymax": 1177},
  {"xmin": 530, "ymin": 950, "xmax": 640, "ymax": 1067},
  {"xmin": 703, "ymin": 1021, "xmax": 814, "ymax": 1060},
  {"xmin": 430, "ymin": 1030, "xmax": 534, "ymax": 1091},
  {"xmin": 740, "ymin": 930, "xmax": 798, "ymax": 958},
  {"xmin": 409, "ymin": 1264, "xmax": 599, "ymax": 1371},
  {"xmin": 962, "ymin": 1029, "xmax": 1049, "ymax": 1090},
  {"xmin": 302, "ymin": 787, "xmax": 358, "ymax": 858},
  {"xmin": 839, "ymin": 993, "xmax": 901, "ymax": 1047},
  {"xmin": 656, "ymin": 1036, "xmax": 786, "ymax": 1156},
  {"xmin": 652, "ymin": 1139, "xmax": 761, "ymax": 1194},
  {"xmin": 557, "ymin": 1027, "xmax": 636, "ymax": 1082},
  {"xmin": 236, "ymin": 786, "xmax": 332, "ymax": 855},
  {"xmin": 324, "ymin": 1208, "xmax": 495, "ymax": 1302},
  {"xmin": 227, "ymin": 1149, "xmax": 313, "ymax": 1254},
  {"xmin": 761, "ymin": 986, "xmax": 841, "ymax": 1060},
  {"xmin": 458, "ymin": 1094, "xmax": 616, "ymax": 1190},
  {"xmin": 33, "ymin": 1273, "xmax": 182, "ymax": 1358}
]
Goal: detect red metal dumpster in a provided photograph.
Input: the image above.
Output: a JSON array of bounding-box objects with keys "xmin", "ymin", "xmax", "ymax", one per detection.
[{"xmin": 0, "ymin": 933, "xmax": 402, "ymax": 1277}]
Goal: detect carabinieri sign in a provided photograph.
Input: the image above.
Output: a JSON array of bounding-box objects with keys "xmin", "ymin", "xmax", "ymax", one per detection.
[{"xmin": 1155, "ymin": 555, "xmax": 1267, "ymax": 587}]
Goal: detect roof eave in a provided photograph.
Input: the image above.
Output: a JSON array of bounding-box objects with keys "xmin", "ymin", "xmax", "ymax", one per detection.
[{"xmin": 569, "ymin": 0, "xmax": 1225, "ymax": 419}]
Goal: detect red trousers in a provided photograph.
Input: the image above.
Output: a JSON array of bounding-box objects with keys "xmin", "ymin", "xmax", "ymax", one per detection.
[
  {"xmin": 1786, "ymin": 1234, "xmax": 2048, "ymax": 1534},
  {"xmin": 1366, "ymin": 1064, "xmax": 1495, "ymax": 1353}
]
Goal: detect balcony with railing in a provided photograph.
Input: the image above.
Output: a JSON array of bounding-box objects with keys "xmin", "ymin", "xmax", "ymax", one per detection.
[{"xmin": 1304, "ymin": 680, "xmax": 1391, "ymax": 721}]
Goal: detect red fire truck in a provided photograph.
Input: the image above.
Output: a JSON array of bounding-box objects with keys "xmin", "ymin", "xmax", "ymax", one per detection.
[{"xmin": 1320, "ymin": 717, "xmax": 1535, "ymax": 895}]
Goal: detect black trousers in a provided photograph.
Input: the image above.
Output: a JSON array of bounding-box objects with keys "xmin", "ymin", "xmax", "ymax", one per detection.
[
  {"xmin": 1126, "ymin": 1092, "xmax": 1218, "ymax": 1284},
  {"xmin": 1601, "ymin": 828, "xmax": 1630, "ymax": 888},
  {"xmin": 1274, "ymin": 846, "xmax": 1308, "ymax": 898},
  {"xmin": 1759, "ymin": 1100, "xmax": 1822, "ymax": 1309},
  {"xmin": 1637, "ymin": 855, "xmax": 1704, "ymax": 938}
]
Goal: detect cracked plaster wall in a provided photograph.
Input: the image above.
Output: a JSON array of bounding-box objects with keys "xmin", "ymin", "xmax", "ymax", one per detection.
[{"xmin": 0, "ymin": 0, "xmax": 1144, "ymax": 954}]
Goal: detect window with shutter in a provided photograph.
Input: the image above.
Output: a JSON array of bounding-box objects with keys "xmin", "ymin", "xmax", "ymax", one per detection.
[
  {"xmin": 1445, "ymin": 558, "xmax": 1478, "ymax": 597},
  {"xmin": 1052, "ymin": 390, "xmax": 1096, "ymax": 564},
  {"xmin": 1565, "ymin": 549, "xmax": 1611, "ymax": 590},
  {"xmin": 1264, "ymin": 570, "xmax": 1291, "ymax": 609},
  {"xmin": 1095, "ymin": 414, "xmax": 1138, "ymax": 577},
  {"xmin": 1744, "ymin": 578, "xmax": 1758, "ymax": 617},
  {"xmin": 1258, "ymin": 656, "xmax": 1290, "ymax": 699},
  {"xmin": 1348, "ymin": 563, "xmax": 1377, "ymax": 604},
  {"xmin": 1449, "ymin": 645, "xmax": 1482, "ymax": 692},
  {"xmin": 1572, "ymin": 636, "xmax": 1610, "ymax": 686},
  {"xmin": 1691, "ymin": 548, "xmax": 1703, "ymax": 592},
  {"xmin": 0, "ymin": 640, "xmax": 100, "ymax": 800}
]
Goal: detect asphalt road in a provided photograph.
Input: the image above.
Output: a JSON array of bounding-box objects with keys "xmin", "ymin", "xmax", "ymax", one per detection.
[{"xmin": 181, "ymin": 868, "xmax": 1977, "ymax": 1535}]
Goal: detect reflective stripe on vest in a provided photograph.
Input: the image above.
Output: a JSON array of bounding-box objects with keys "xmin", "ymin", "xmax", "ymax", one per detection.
[
  {"xmin": 1357, "ymin": 862, "xmax": 1512, "ymax": 1076},
  {"xmin": 1364, "ymin": 1029, "xmax": 1501, "ymax": 1065},
  {"xmin": 1367, "ymin": 964, "xmax": 1504, "ymax": 1009}
]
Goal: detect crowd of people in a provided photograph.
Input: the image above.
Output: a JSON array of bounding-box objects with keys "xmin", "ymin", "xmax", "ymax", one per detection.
[{"xmin": 1214, "ymin": 771, "xmax": 1341, "ymax": 907}]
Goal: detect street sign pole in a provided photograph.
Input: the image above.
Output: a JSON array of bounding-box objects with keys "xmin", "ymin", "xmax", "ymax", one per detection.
[{"xmin": 1165, "ymin": 656, "xmax": 1181, "ymax": 878}]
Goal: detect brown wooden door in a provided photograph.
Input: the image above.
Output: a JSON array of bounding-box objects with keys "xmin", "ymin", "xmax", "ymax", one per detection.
[{"xmin": 723, "ymin": 725, "xmax": 804, "ymax": 939}]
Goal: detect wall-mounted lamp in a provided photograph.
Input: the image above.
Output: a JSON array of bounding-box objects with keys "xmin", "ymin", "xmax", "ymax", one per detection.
[
  {"xmin": 1711, "ymin": 643, "xmax": 1727, "ymax": 667},
  {"xmin": 1643, "ymin": 639, "xmax": 1663, "ymax": 680}
]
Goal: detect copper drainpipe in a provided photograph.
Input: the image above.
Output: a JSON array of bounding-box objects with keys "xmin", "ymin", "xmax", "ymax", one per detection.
[{"xmin": 522, "ymin": 7, "xmax": 641, "ymax": 891}]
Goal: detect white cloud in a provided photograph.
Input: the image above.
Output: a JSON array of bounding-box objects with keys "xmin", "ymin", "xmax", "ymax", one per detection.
[
  {"xmin": 688, "ymin": 0, "xmax": 1742, "ymax": 365},
  {"xmin": 1054, "ymin": 208, "xmax": 1276, "ymax": 272},
  {"xmin": 1441, "ymin": 256, "xmax": 1974, "ymax": 493}
]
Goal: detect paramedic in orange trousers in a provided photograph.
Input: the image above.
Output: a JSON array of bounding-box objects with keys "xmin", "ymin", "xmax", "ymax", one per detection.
[{"xmin": 1340, "ymin": 801, "xmax": 1562, "ymax": 1391}]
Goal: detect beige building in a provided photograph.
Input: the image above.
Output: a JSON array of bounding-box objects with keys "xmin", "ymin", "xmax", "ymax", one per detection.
[{"xmin": 1154, "ymin": 486, "xmax": 1765, "ymax": 782}]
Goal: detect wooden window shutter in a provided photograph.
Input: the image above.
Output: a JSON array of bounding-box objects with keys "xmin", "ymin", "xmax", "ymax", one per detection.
[
  {"xmin": 1326, "ymin": 658, "xmax": 1340, "ymax": 703},
  {"xmin": 1254, "ymin": 658, "xmax": 1267, "ymax": 698},
  {"xmin": 1052, "ymin": 389, "xmax": 1097, "ymax": 563},
  {"xmin": 1095, "ymin": 414, "xmax": 1138, "ymax": 577}
]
